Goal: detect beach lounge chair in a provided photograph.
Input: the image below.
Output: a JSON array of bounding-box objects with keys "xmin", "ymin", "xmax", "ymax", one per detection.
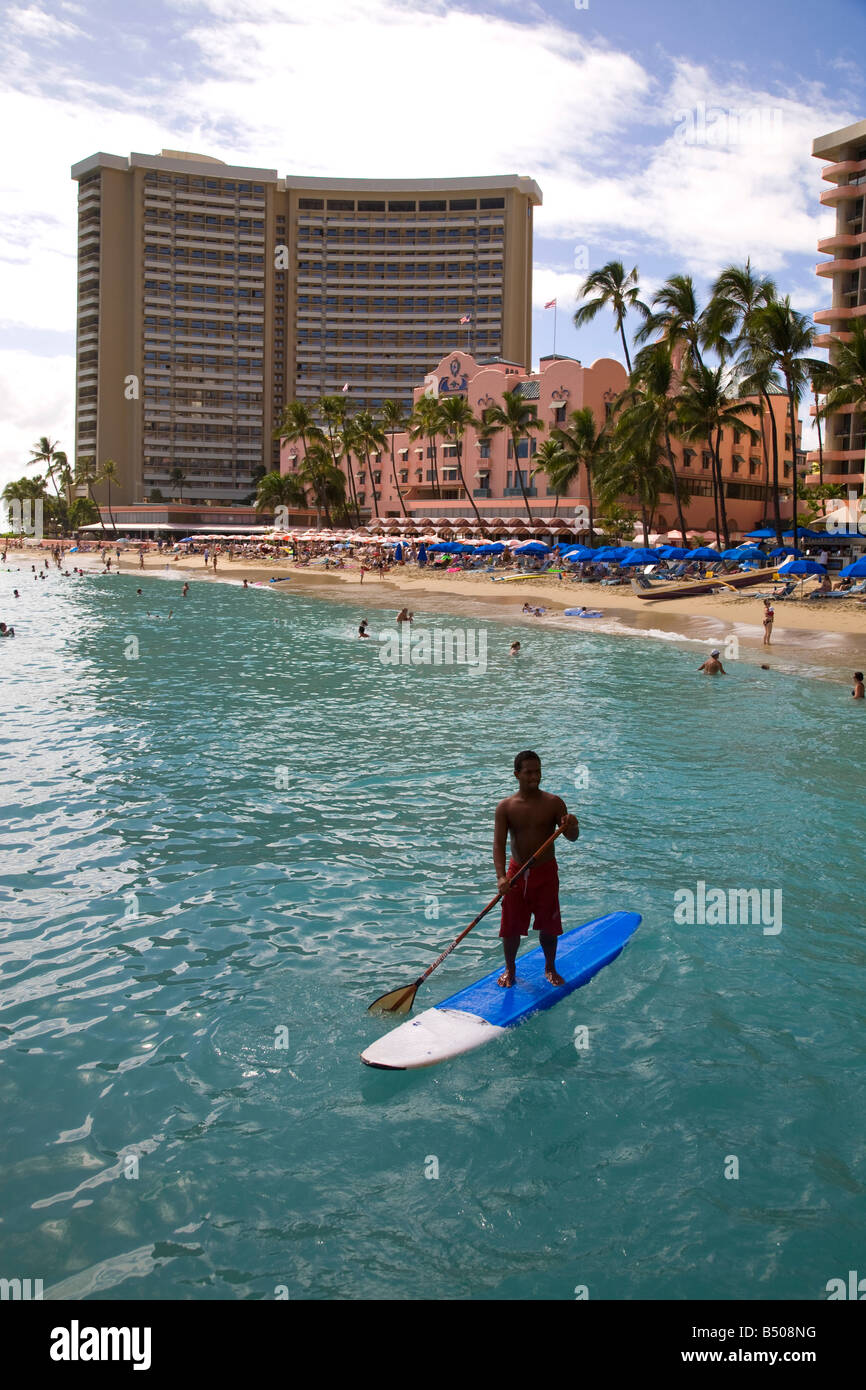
[
  {"xmin": 631, "ymin": 576, "xmax": 656, "ymax": 592},
  {"xmin": 809, "ymin": 579, "xmax": 866, "ymax": 600}
]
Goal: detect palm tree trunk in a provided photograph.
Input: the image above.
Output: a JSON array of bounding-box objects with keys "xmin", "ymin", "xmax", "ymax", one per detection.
[
  {"xmin": 586, "ymin": 464, "xmax": 595, "ymax": 549},
  {"xmin": 511, "ymin": 433, "xmax": 535, "ymax": 524},
  {"xmin": 389, "ymin": 430, "xmax": 408, "ymax": 518},
  {"xmin": 713, "ymin": 427, "xmax": 730, "ymax": 548},
  {"xmin": 106, "ymin": 480, "xmax": 118, "ymax": 537},
  {"xmin": 763, "ymin": 390, "xmax": 782, "ymax": 545},
  {"xmin": 366, "ymin": 451, "xmax": 380, "ymax": 520},
  {"xmin": 664, "ymin": 425, "xmax": 688, "ymax": 543},
  {"xmin": 813, "ymin": 390, "xmax": 824, "ymax": 486},
  {"xmin": 640, "ymin": 506, "xmax": 649, "ymax": 545},
  {"xmin": 454, "ymin": 436, "xmax": 483, "ymax": 527},
  {"xmin": 618, "ymin": 318, "xmax": 632, "ymax": 374},
  {"xmin": 429, "ymin": 435, "xmax": 442, "ymax": 499},
  {"xmin": 787, "ymin": 385, "xmax": 800, "ymax": 555}
]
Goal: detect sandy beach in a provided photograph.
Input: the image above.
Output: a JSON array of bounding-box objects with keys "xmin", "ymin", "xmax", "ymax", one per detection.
[{"xmin": 40, "ymin": 544, "xmax": 866, "ymax": 674}]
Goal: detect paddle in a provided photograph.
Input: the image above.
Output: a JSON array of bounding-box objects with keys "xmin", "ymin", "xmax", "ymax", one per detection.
[{"xmin": 367, "ymin": 824, "xmax": 566, "ymax": 1016}]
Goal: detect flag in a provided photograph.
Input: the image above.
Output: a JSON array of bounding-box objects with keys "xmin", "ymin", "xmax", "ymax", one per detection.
[
  {"xmin": 341, "ymin": 383, "xmax": 349, "ymax": 392},
  {"xmin": 544, "ymin": 298, "xmax": 557, "ymax": 309},
  {"xmin": 459, "ymin": 314, "xmax": 472, "ymax": 324}
]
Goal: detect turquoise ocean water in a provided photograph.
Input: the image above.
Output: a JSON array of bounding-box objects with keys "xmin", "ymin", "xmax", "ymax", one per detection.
[{"xmin": 0, "ymin": 568, "xmax": 863, "ymax": 1300}]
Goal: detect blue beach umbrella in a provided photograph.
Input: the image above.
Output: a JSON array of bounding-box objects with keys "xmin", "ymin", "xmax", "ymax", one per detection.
[
  {"xmin": 620, "ymin": 547, "xmax": 661, "ymax": 565},
  {"xmin": 839, "ymin": 556, "xmax": 866, "ymax": 578},
  {"xmin": 746, "ymin": 528, "xmax": 776, "ymax": 539},
  {"xmin": 731, "ymin": 546, "xmax": 767, "ymax": 563},
  {"xmin": 593, "ymin": 546, "xmax": 629, "ymax": 562},
  {"xmin": 689, "ymin": 546, "xmax": 723, "ymax": 561},
  {"xmin": 783, "ymin": 527, "xmax": 825, "ymax": 539},
  {"xmin": 394, "ymin": 543, "xmax": 403, "ymax": 562},
  {"xmin": 476, "ymin": 541, "xmax": 505, "ymax": 554},
  {"xmin": 659, "ymin": 545, "xmax": 688, "ymax": 559},
  {"xmin": 778, "ymin": 559, "xmax": 826, "ymax": 576},
  {"xmin": 769, "ymin": 546, "xmax": 801, "ymax": 559},
  {"xmin": 417, "ymin": 543, "xmax": 427, "ymax": 566},
  {"xmin": 514, "ymin": 541, "xmax": 552, "ymax": 555},
  {"xmin": 562, "ymin": 544, "xmax": 594, "ymax": 561}
]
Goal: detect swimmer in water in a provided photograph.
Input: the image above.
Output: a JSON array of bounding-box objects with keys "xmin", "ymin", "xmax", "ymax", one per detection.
[
  {"xmin": 358, "ymin": 619, "xmax": 370, "ymax": 639},
  {"xmin": 698, "ymin": 649, "xmax": 726, "ymax": 675},
  {"xmin": 510, "ymin": 641, "xmax": 521, "ymax": 656},
  {"xmin": 853, "ymin": 671, "xmax": 864, "ymax": 700}
]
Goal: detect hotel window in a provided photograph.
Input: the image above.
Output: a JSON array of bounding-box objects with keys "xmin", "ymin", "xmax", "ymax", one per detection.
[
  {"xmin": 732, "ymin": 454, "xmax": 742, "ymax": 474},
  {"xmin": 399, "ymin": 470, "xmax": 408, "ymax": 483},
  {"xmin": 749, "ymin": 458, "xmax": 760, "ymax": 476},
  {"xmin": 450, "ymin": 199, "xmax": 477, "ymax": 210},
  {"xmin": 419, "ymin": 200, "xmax": 446, "ymax": 211},
  {"xmin": 552, "ymin": 404, "xmax": 566, "ymax": 424},
  {"xmin": 733, "ymin": 429, "xmax": 742, "ymax": 443},
  {"xmin": 480, "ymin": 197, "xmax": 505, "ymax": 209},
  {"xmin": 682, "ymin": 450, "xmax": 694, "ymax": 468},
  {"xmin": 701, "ymin": 451, "xmax": 711, "ymax": 470}
]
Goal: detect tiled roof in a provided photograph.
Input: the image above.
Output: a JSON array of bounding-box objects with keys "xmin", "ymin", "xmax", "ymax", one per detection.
[{"xmin": 515, "ymin": 381, "xmax": 540, "ymax": 399}]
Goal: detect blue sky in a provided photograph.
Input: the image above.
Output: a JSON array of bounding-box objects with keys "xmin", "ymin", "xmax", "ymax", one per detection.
[{"xmin": 0, "ymin": 0, "xmax": 864, "ymax": 490}]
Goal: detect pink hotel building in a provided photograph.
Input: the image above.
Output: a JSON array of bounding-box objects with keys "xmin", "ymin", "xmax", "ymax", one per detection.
[{"xmin": 281, "ymin": 348, "xmax": 798, "ymax": 535}]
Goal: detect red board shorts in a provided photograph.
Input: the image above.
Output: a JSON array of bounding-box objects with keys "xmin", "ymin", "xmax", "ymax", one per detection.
[{"xmin": 499, "ymin": 858, "xmax": 562, "ymax": 938}]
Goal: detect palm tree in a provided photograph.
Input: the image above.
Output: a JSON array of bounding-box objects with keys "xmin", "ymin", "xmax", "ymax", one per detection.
[
  {"xmin": 299, "ymin": 442, "xmax": 339, "ymax": 528},
  {"xmin": 409, "ymin": 394, "xmax": 443, "ymax": 500},
  {"xmin": 817, "ymin": 318, "xmax": 866, "ymax": 498},
  {"xmin": 437, "ymin": 395, "xmax": 484, "ymax": 527},
  {"xmin": 531, "ymin": 437, "xmax": 569, "ymax": 515},
  {"xmin": 352, "ymin": 411, "xmax": 388, "ymax": 521},
  {"xmin": 618, "ymin": 343, "xmax": 690, "ymax": 544},
  {"xmin": 53, "ymin": 451, "xmax": 73, "ymax": 509},
  {"xmin": 169, "ymin": 466, "xmax": 187, "ymax": 501},
  {"xmin": 737, "ymin": 351, "xmax": 786, "ymax": 541},
  {"xmin": 380, "ymin": 399, "xmax": 409, "ymax": 518},
  {"xmin": 318, "ymin": 395, "xmax": 361, "ymax": 527},
  {"xmin": 750, "ymin": 298, "xmax": 823, "ymax": 554},
  {"xmin": 484, "ymin": 390, "xmax": 544, "ymax": 524},
  {"xmin": 636, "ymin": 274, "xmax": 711, "ymax": 373},
  {"xmin": 75, "ymin": 456, "xmax": 106, "ymax": 534},
  {"xmin": 255, "ymin": 470, "xmax": 308, "ymax": 513},
  {"xmin": 338, "ymin": 418, "xmax": 363, "ymax": 528},
  {"xmin": 99, "ymin": 458, "xmax": 120, "ymax": 537},
  {"xmin": 550, "ymin": 407, "xmax": 610, "ymax": 545},
  {"xmin": 2, "ymin": 475, "xmax": 48, "ymax": 536},
  {"xmin": 28, "ymin": 436, "xmax": 64, "ymax": 497},
  {"xmin": 594, "ymin": 427, "xmax": 672, "ymax": 545},
  {"xmin": 709, "ymin": 261, "xmax": 783, "ymax": 534},
  {"xmin": 676, "ymin": 367, "xmax": 761, "ymax": 548},
  {"xmin": 574, "ymin": 262, "xmax": 648, "ymax": 372}
]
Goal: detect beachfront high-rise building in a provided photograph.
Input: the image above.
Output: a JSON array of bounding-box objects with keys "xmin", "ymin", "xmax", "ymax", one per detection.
[
  {"xmin": 812, "ymin": 118, "xmax": 866, "ymax": 489},
  {"xmin": 71, "ymin": 150, "xmax": 541, "ymax": 506}
]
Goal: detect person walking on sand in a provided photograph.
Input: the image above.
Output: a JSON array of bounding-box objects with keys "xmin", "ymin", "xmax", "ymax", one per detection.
[
  {"xmin": 698, "ymin": 649, "xmax": 726, "ymax": 675},
  {"xmin": 853, "ymin": 671, "xmax": 865, "ymax": 700},
  {"xmin": 493, "ymin": 750, "xmax": 580, "ymax": 988},
  {"xmin": 139, "ymin": 550, "xmax": 144, "ymax": 569},
  {"xmin": 762, "ymin": 599, "xmax": 774, "ymax": 646},
  {"xmin": 212, "ymin": 552, "xmax": 218, "ymax": 572}
]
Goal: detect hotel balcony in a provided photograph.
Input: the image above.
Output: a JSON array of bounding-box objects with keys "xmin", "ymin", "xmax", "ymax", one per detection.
[
  {"xmin": 821, "ymin": 158, "xmax": 866, "ymax": 184},
  {"xmin": 815, "ymin": 253, "xmax": 866, "ymax": 276},
  {"xmin": 820, "ymin": 185, "xmax": 866, "ymax": 206},
  {"xmin": 817, "ymin": 231, "xmax": 866, "ymax": 253},
  {"xmin": 814, "ymin": 303, "xmax": 866, "ymax": 324}
]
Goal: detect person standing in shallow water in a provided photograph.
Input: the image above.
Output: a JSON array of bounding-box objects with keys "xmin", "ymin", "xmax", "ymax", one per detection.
[{"xmin": 493, "ymin": 751, "xmax": 579, "ymax": 989}]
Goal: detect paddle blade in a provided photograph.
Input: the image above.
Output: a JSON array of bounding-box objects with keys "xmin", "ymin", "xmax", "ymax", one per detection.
[{"xmin": 367, "ymin": 981, "xmax": 420, "ymax": 1016}]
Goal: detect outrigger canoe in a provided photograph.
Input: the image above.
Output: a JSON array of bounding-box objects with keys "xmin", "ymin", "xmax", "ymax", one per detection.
[{"xmin": 633, "ymin": 566, "xmax": 777, "ymax": 601}]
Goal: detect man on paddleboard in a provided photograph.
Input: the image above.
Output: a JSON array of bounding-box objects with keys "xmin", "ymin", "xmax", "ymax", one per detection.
[{"xmin": 494, "ymin": 751, "xmax": 579, "ymax": 989}]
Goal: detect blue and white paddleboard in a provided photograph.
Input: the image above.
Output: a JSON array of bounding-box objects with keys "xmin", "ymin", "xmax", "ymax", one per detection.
[{"xmin": 361, "ymin": 910, "xmax": 641, "ymax": 1070}]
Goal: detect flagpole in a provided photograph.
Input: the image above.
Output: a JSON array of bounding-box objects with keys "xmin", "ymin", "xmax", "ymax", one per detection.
[{"xmin": 553, "ymin": 304, "xmax": 557, "ymax": 358}]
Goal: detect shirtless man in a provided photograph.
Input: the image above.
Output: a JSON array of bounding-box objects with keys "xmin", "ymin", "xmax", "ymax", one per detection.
[
  {"xmin": 493, "ymin": 750, "xmax": 580, "ymax": 988},
  {"xmin": 853, "ymin": 671, "xmax": 864, "ymax": 700},
  {"xmin": 698, "ymin": 649, "xmax": 726, "ymax": 675}
]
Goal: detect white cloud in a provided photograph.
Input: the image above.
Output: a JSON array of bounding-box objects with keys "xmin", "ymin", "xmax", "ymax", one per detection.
[
  {"xmin": 6, "ymin": 3, "xmax": 84, "ymax": 42},
  {"xmin": 0, "ymin": 348, "xmax": 74, "ymax": 492}
]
